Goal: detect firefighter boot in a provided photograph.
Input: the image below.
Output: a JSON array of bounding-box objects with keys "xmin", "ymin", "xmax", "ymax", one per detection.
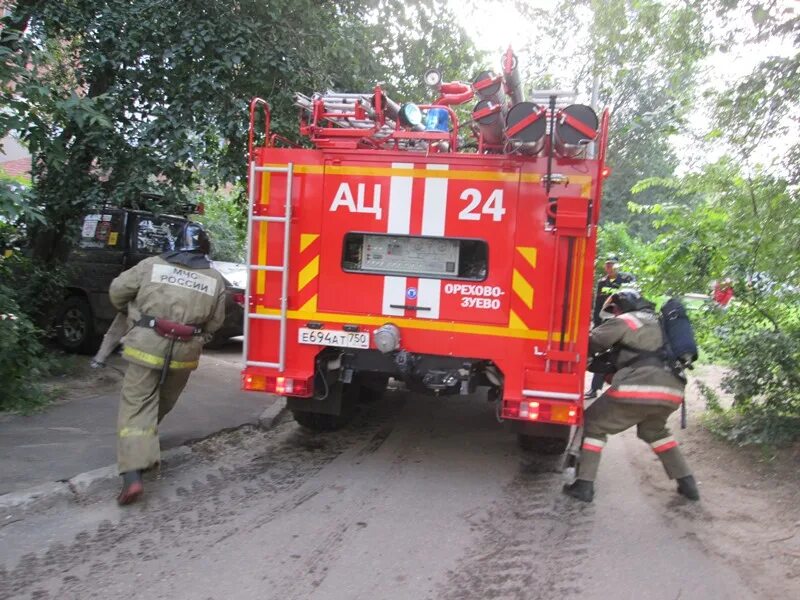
[
  {"xmin": 563, "ymin": 479, "xmax": 595, "ymax": 503},
  {"xmin": 117, "ymin": 470, "xmax": 144, "ymax": 505},
  {"xmin": 676, "ymin": 475, "xmax": 700, "ymax": 501}
]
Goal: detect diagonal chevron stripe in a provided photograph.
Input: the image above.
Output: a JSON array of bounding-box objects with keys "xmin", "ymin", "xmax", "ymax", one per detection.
[
  {"xmin": 517, "ymin": 246, "xmax": 537, "ymax": 269},
  {"xmin": 298, "ymin": 255, "xmax": 319, "ymax": 292},
  {"xmin": 300, "ymin": 233, "xmax": 319, "ymax": 252},
  {"xmin": 512, "ymin": 269, "xmax": 534, "ymax": 309},
  {"xmin": 508, "ymin": 309, "xmax": 529, "ymax": 330},
  {"xmin": 299, "ymin": 294, "xmax": 318, "ymax": 312}
]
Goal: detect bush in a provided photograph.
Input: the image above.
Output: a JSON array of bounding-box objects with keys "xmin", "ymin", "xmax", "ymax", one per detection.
[
  {"xmin": 197, "ymin": 186, "xmax": 246, "ymax": 263},
  {"xmin": 702, "ymin": 407, "xmax": 800, "ymax": 447},
  {"xmin": 0, "ymin": 251, "xmax": 69, "ymax": 412},
  {"xmin": 0, "ymin": 281, "xmax": 52, "ymax": 413},
  {"xmin": 694, "ymin": 299, "xmax": 800, "ymax": 446}
]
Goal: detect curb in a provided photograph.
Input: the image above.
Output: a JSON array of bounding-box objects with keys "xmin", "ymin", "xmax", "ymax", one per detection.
[
  {"xmin": 0, "ymin": 407, "xmax": 285, "ymax": 517},
  {"xmin": 258, "ymin": 398, "xmax": 288, "ymax": 430},
  {"xmin": 0, "ymin": 446, "xmax": 195, "ymax": 517},
  {"xmin": 0, "ymin": 481, "xmax": 73, "ymax": 515}
]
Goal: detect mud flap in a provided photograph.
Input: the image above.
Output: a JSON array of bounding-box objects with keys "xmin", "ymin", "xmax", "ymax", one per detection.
[
  {"xmin": 562, "ymin": 425, "xmax": 583, "ymax": 479},
  {"xmin": 286, "ymin": 381, "xmax": 360, "ymax": 416},
  {"xmin": 286, "ymin": 386, "xmax": 343, "ymax": 416}
]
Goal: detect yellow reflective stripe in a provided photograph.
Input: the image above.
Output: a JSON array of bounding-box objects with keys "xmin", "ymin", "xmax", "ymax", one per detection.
[
  {"xmin": 298, "ymin": 255, "xmax": 320, "ymax": 292},
  {"xmin": 261, "ymin": 164, "xmax": 592, "ymax": 196},
  {"xmin": 300, "ymin": 233, "xmax": 319, "ymax": 252},
  {"xmin": 512, "ymin": 269, "xmax": 534, "ymax": 310},
  {"xmin": 255, "ymin": 305, "xmax": 563, "ymax": 341},
  {"xmin": 123, "ymin": 347, "xmax": 199, "ymax": 369},
  {"xmin": 119, "ymin": 426, "xmax": 157, "ymax": 438}
]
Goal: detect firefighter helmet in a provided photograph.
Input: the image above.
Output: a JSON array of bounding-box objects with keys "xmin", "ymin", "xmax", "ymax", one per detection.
[
  {"xmin": 601, "ymin": 288, "xmax": 653, "ymax": 318},
  {"xmin": 176, "ymin": 222, "xmax": 210, "ymax": 255}
]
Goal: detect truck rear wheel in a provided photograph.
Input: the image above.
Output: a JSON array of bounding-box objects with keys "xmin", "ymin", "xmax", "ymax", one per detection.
[
  {"xmin": 291, "ymin": 410, "xmax": 352, "ymax": 432},
  {"xmin": 517, "ymin": 434, "xmax": 568, "ymax": 455},
  {"xmin": 358, "ymin": 374, "xmax": 389, "ymax": 403},
  {"xmin": 291, "ymin": 380, "xmax": 359, "ymax": 432}
]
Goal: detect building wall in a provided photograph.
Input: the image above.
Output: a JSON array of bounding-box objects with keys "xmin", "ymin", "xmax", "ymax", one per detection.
[
  {"xmin": 0, "ymin": 135, "xmax": 31, "ymax": 178},
  {"xmin": 1, "ymin": 3, "xmax": 32, "ymax": 178}
]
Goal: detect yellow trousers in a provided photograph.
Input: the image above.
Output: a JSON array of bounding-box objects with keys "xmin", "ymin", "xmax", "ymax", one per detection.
[{"xmin": 117, "ymin": 362, "xmax": 191, "ymax": 473}]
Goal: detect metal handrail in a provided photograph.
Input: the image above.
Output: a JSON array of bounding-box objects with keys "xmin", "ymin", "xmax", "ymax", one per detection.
[
  {"xmin": 242, "ymin": 160, "xmax": 293, "ymax": 373},
  {"xmin": 248, "ymin": 98, "xmax": 271, "ymax": 166}
]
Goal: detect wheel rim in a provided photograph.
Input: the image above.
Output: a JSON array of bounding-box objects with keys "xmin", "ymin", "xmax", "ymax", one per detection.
[{"xmin": 62, "ymin": 307, "xmax": 87, "ymax": 344}]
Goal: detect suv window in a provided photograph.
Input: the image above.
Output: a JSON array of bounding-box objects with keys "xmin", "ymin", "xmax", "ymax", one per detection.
[
  {"xmin": 79, "ymin": 212, "xmax": 125, "ymax": 249},
  {"xmin": 134, "ymin": 215, "xmax": 185, "ymax": 254}
]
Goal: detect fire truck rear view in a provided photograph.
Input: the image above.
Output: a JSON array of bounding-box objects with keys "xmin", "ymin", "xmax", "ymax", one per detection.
[{"xmin": 242, "ymin": 48, "xmax": 610, "ymax": 452}]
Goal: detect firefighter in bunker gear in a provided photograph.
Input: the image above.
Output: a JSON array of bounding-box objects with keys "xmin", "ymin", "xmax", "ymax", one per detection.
[
  {"xmin": 585, "ymin": 255, "xmax": 636, "ymax": 399},
  {"xmin": 109, "ymin": 223, "xmax": 226, "ymax": 505},
  {"xmin": 564, "ymin": 290, "xmax": 699, "ymax": 503}
]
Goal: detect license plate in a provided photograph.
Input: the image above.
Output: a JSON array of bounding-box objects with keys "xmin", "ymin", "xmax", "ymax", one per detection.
[{"xmin": 297, "ymin": 327, "xmax": 370, "ymax": 349}]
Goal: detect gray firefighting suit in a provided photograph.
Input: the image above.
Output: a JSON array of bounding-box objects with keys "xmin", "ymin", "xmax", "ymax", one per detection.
[
  {"xmin": 109, "ymin": 251, "xmax": 226, "ymax": 473},
  {"xmin": 577, "ymin": 309, "xmax": 692, "ymax": 482}
]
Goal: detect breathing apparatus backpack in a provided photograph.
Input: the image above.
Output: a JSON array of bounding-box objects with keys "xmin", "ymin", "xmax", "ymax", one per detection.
[
  {"xmin": 587, "ymin": 297, "xmax": 698, "ymax": 377},
  {"xmin": 660, "ymin": 297, "xmax": 698, "ymax": 371}
]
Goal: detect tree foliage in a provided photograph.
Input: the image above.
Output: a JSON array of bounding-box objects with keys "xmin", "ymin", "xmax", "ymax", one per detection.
[
  {"xmin": 197, "ymin": 185, "xmax": 247, "ymax": 263},
  {"xmin": 0, "ymin": 0, "xmax": 482, "ymax": 262},
  {"xmin": 709, "ymin": 0, "xmax": 799, "ymax": 173},
  {"xmin": 0, "ymin": 0, "xmax": 481, "ymax": 411},
  {"xmin": 608, "ymin": 159, "xmax": 800, "ymax": 443},
  {"xmin": 508, "ymin": 0, "xmax": 709, "ymax": 233}
]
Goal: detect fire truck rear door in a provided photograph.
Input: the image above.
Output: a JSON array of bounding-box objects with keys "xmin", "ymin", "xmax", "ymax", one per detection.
[{"xmin": 317, "ymin": 158, "xmax": 519, "ymax": 326}]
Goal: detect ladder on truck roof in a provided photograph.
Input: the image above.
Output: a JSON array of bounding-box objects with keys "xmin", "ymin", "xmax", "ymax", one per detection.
[{"xmin": 242, "ymin": 159, "xmax": 294, "ymax": 372}]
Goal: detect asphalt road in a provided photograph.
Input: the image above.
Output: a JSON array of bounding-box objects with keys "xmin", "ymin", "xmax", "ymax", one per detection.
[
  {"xmin": 0, "ymin": 389, "xmax": 754, "ymax": 600},
  {"xmin": 0, "ymin": 342, "xmax": 274, "ymax": 495}
]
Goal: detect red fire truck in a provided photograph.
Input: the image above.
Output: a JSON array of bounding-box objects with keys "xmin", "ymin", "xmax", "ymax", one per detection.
[{"xmin": 242, "ymin": 56, "xmax": 610, "ymax": 452}]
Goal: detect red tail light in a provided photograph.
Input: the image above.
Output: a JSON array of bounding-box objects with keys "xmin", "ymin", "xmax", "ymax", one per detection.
[
  {"xmin": 503, "ymin": 399, "xmax": 580, "ymax": 425},
  {"xmin": 232, "ymin": 292, "xmax": 245, "ymax": 306},
  {"xmin": 243, "ymin": 373, "xmax": 313, "ymax": 397},
  {"xmin": 519, "ymin": 401, "xmax": 540, "ymax": 420}
]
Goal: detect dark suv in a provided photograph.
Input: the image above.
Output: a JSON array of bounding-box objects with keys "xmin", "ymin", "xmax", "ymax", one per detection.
[{"xmin": 57, "ymin": 208, "xmax": 244, "ymax": 353}]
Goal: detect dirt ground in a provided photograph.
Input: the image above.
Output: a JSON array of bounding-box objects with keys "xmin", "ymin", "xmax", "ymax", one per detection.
[
  {"xmin": 41, "ymin": 356, "xmax": 124, "ymax": 404},
  {"xmin": 8, "ymin": 360, "xmax": 799, "ymax": 599},
  {"xmin": 673, "ymin": 364, "xmax": 800, "ymax": 599}
]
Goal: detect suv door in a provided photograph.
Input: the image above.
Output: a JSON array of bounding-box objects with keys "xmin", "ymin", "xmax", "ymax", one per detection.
[
  {"xmin": 58, "ymin": 210, "xmax": 127, "ymax": 352},
  {"xmin": 71, "ymin": 210, "xmax": 128, "ymax": 322}
]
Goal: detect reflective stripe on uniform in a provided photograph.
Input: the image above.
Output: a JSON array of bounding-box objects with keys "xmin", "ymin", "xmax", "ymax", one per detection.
[
  {"xmin": 123, "ymin": 346, "xmax": 199, "ymax": 370},
  {"xmin": 651, "ymin": 436, "xmax": 678, "ymax": 453},
  {"xmin": 617, "ymin": 313, "xmax": 643, "ymax": 330},
  {"xmin": 608, "ymin": 385, "xmax": 684, "ymax": 404},
  {"xmin": 582, "ymin": 437, "xmax": 606, "ymax": 453},
  {"xmin": 119, "ymin": 426, "xmax": 157, "ymax": 438}
]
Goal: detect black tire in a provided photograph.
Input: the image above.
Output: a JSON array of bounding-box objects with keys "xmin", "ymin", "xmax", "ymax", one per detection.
[
  {"xmin": 292, "ymin": 380, "xmax": 359, "ymax": 432},
  {"xmin": 56, "ymin": 296, "xmax": 98, "ymax": 354},
  {"xmin": 517, "ymin": 434, "xmax": 569, "ymax": 455},
  {"xmin": 292, "ymin": 409, "xmax": 352, "ymax": 432},
  {"xmin": 358, "ymin": 374, "xmax": 389, "ymax": 403}
]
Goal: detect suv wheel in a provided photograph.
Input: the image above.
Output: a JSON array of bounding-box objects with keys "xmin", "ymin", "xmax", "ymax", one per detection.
[{"xmin": 57, "ymin": 296, "xmax": 97, "ymax": 354}]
